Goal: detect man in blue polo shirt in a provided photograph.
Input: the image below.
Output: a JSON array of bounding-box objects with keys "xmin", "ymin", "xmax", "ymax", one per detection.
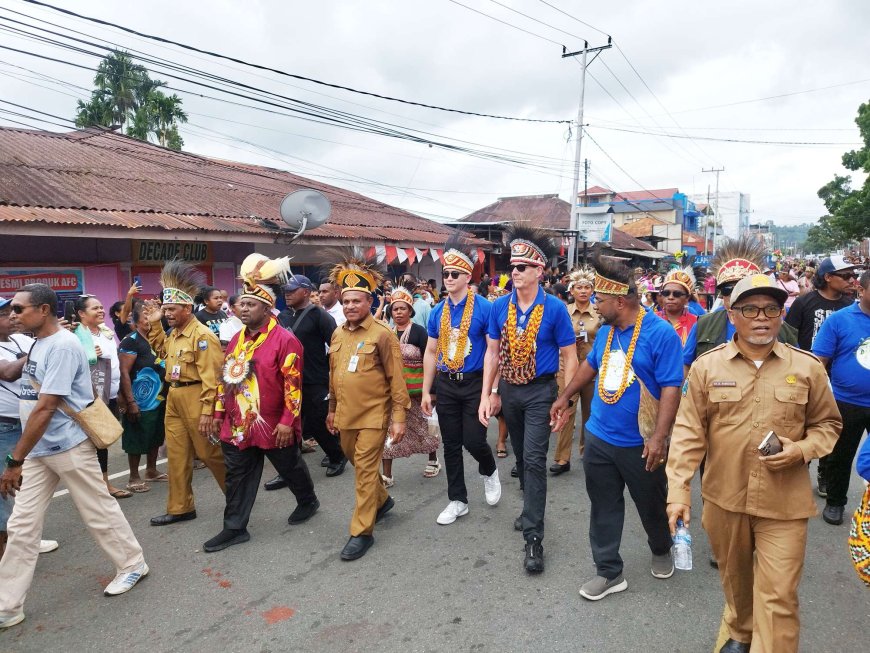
[
  {"xmin": 813, "ymin": 269, "xmax": 870, "ymax": 526},
  {"xmin": 552, "ymin": 256, "xmax": 683, "ymax": 600},
  {"xmin": 480, "ymin": 226, "xmax": 576, "ymax": 574},
  {"xmin": 422, "ymin": 234, "xmax": 499, "ymax": 526}
]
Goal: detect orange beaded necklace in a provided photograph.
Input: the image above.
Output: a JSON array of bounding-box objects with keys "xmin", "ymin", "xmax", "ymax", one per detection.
[
  {"xmin": 505, "ymin": 301, "xmax": 544, "ymax": 368},
  {"xmin": 436, "ymin": 292, "xmax": 475, "ymax": 372},
  {"xmin": 597, "ymin": 307, "xmax": 644, "ymax": 404}
]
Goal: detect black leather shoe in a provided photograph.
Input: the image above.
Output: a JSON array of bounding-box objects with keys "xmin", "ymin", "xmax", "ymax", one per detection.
[
  {"xmin": 150, "ymin": 510, "xmax": 197, "ymax": 526},
  {"xmin": 263, "ymin": 474, "xmax": 288, "ymax": 491},
  {"xmin": 320, "ymin": 455, "xmax": 330, "ymax": 468},
  {"xmin": 325, "ymin": 457, "xmax": 348, "ymax": 477},
  {"xmin": 376, "ymin": 496, "xmax": 395, "ymax": 522},
  {"xmin": 288, "ymin": 498, "xmax": 320, "ymax": 525},
  {"xmin": 822, "ymin": 504, "xmax": 844, "ymax": 525},
  {"xmin": 203, "ymin": 528, "xmax": 250, "ymax": 552},
  {"xmin": 709, "ymin": 554, "xmax": 719, "ymax": 569},
  {"xmin": 719, "ymin": 639, "xmax": 750, "ymax": 653},
  {"xmin": 510, "ymin": 465, "xmax": 519, "ymax": 478},
  {"xmin": 524, "ymin": 537, "xmax": 544, "ymax": 573},
  {"xmin": 549, "ymin": 461, "xmax": 571, "ymax": 475},
  {"xmin": 340, "ymin": 535, "xmax": 374, "ymax": 561},
  {"xmin": 514, "ymin": 516, "xmax": 523, "ymax": 531}
]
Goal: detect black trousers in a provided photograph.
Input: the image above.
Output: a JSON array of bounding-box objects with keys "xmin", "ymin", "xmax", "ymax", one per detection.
[
  {"xmin": 222, "ymin": 440, "xmax": 317, "ymax": 531},
  {"xmin": 826, "ymin": 400, "xmax": 870, "ymax": 507},
  {"xmin": 302, "ymin": 383, "xmax": 344, "ymax": 464},
  {"xmin": 436, "ymin": 374, "xmax": 496, "ymax": 504},
  {"xmin": 584, "ymin": 432, "xmax": 672, "ymax": 579},
  {"xmin": 500, "ymin": 377, "xmax": 557, "ymax": 541}
]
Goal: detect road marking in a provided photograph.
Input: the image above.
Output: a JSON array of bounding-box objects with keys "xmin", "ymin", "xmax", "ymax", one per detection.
[{"xmin": 51, "ymin": 458, "xmax": 168, "ymax": 499}]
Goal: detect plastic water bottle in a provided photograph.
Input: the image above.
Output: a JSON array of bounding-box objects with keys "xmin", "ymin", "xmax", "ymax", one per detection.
[{"xmin": 673, "ymin": 518, "xmax": 693, "ymax": 571}]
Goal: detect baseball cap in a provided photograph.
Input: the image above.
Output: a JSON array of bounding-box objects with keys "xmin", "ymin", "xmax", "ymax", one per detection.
[
  {"xmin": 283, "ymin": 275, "xmax": 315, "ymax": 292},
  {"xmin": 0, "ymin": 297, "xmax": 11, "ymax": 310},
  {"xmin": 729, "ymin": 273, "xmax": 788, "ymax": 306},
  {"xmin": 816, "ymin": 255, "xmax": 857, "ymax": 278}
]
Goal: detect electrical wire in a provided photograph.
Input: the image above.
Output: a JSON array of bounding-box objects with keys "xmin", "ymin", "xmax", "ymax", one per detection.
[{"xmin": 587, "ymin": 124, "xmax": 861, "ymax": 146}]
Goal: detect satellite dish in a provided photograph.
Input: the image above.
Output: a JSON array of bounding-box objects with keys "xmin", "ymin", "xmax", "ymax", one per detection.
[{"xmin": 279, "ymin": 189, "xmax": 331, "ymax": 239}]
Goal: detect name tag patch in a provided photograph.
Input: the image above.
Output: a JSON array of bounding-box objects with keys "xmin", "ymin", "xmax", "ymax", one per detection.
[{"xmin": 712, "ymin": 381, "xmax": 737, "ymax": 387}]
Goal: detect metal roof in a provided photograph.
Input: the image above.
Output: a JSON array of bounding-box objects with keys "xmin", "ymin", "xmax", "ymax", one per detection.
[{"xmin": 0, "ymin": 127, "xmax": 459, "ymax": 246}]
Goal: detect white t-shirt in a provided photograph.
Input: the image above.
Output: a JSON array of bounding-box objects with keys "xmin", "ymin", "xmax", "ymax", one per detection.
[
  {"xmin": 325, "ymin": 301, "xmax": 346, "ymax": 327},
  {"xmin": 0, "ymin": 334, "xmax": 34, "ymax": 419},
  {"xmin": 89, "ymin": 324, "xmax": 120, "ymax": 399}
]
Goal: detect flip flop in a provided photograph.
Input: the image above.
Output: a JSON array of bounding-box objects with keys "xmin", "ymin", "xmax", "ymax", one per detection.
[
  {"xmin": 192, "ymin": 460, "xmax": 206, "ymax": 470},
  {"xmin": 125, "ymin": 482, "xmax": 151, "ymax": 493},
  {"xmin": 496, "ymin": 448, "xmax": 508, "ymax": 458},
  {"xmin": 110, "ymin": 488, "xmax": 133, "ymax": 499},
  {"xmin": 144, "ymin": 472, "xmax": 168, "ymax": 482},
  {"xmin": 423, "ymin": 460, "xmax": 441, "ymax": 478}
]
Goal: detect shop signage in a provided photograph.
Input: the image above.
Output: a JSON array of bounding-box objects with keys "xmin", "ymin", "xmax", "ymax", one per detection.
[
  {"xmin": 575, "ymin": 207, "xmax": 613, "ymax": 243},
  {"xmin": 0, "ymin": 268, "xmax": 84, "ymax": 295},
  {"xmin": 132, "ymin": 240, "xmax": 212, "ymax": 265}
]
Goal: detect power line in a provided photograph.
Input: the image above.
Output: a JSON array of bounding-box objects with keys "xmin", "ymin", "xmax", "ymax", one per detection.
[
  {"xmin": 445, "ymin": 0, "xmax": 565, "ymax": 47},
  {"xmin": 535, "ymin": 0, "xmax": 610, "ymax": 37},
  {"xmin": 587, "ymin": 124, "xmax": 861, "ymax": 146},
  {"xmin": 20, "ymin": 0, "xmax": 570, "ymax": 124},
  {"xmin": 484, "ymin": 0, "xmax": 588, "ymax": 42}
]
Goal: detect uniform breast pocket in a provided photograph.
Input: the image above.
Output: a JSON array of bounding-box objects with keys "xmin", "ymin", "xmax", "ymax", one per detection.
[
  {"xmin": 773, "ymin": 386, "xmax": 809, "ymax": 424},
  {"xmin": 177, "ymin": 350, "xmax": 196, "ymax": 373},
  {"xmin": 358, "ymin": 344, "xmax": 378, "ymax": 372},
  {"xmin": 709, "ymin": 387, "xmax": 742, "ymax": 425}
]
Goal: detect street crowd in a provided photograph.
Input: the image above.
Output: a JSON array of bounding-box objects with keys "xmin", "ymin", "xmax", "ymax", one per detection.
[{"xmin": 0, "ymin": 228, "xmax": 868, "ymax": 653}]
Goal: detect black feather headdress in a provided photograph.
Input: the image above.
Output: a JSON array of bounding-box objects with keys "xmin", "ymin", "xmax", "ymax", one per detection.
[{"xmin": 505, "ymin": 224, "xmax": 557, "ymax": 268}]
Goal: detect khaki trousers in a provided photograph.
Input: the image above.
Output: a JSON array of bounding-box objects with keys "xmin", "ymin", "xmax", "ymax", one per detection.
[
  {"xmin": 165, "ymin": 385, "xmax": 226, "ymax": 515},
  {"xmin": 553, "ymin": 373, "xmax": 590, "ymax": 462},
  {"xmin": 339, "ymin": 427, "xmax": 389, "ymax": 537},
  {"xmin": 0, "ymin": 439, "xmax": 145, "ymax": 614},
  {"xmin": 703, "ymin": 502, "xmax": 807, "ymax": 653}
]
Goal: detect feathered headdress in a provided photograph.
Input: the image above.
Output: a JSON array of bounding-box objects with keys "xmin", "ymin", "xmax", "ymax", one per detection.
[
  {"xmin": 443, "ymin": 231, "xmax": 478, "ymax": 275},
  {"xmin": 712, "ymin": 236, "xmax": 766, "ymax": 288},
  {"xmin": 592, "ymin": 254, "xmax": 636, "ymax": 296},
  {"xmin": 487, "ymin": 273, "xmax": 511, "ymax": 299},
  {"xmin": 505, "ymin": 224, "xmax": 556, "ymax": 268},
  {"xmin": 663, "ymin": 266, "xmax": 697, "ymax": 294},
  {"xmin": 327, "ymin": 246, "xmax": 385, "ymax": 296},
  {"xmin": 567, "ymin": 266, "xmax": 596, "ymax": 290},
  {"xmin": 160, "ymin": 259, "xmax": 206, "ymax": 305},
  {"xmin": 238, "ymin": 253, "xmax": 292, "ymax": 307}
]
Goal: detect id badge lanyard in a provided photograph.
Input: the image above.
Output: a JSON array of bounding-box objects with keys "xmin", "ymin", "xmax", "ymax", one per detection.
[{"xmin": 347, "ymin": 341, "xmax": 365, "ymax": 373}]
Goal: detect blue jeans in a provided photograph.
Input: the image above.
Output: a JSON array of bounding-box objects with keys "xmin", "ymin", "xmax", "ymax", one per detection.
[{"xmin": 0, "ymin": 419, "xmax": 22, "ymax": 531}]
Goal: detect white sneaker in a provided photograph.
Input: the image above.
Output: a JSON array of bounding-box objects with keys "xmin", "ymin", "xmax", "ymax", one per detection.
[
  {"xmin": 436, "ymin": 500, "xmax": 469, "ymax": 525},
  {"xmin": 0, "ymin": 611, "xmax": 25, "ymax": 629},
  {"xmin": 104, "ymin": 562, "xmax": 149, "ymax": 596},
  {"xmin": 38, "ymin": 539, "xmax": 59, "ymax": 554},
  {"xmin": 483, "ymin": 468, "xmax": 501, "ymax": 506}
]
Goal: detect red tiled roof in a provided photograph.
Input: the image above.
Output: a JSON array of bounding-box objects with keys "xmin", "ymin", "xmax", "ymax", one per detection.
[
  {"xmin": 582, "ymin": 185, "xmax": 611, "ymax": 195},
  {"xmin": 0, "ymin": 127, "xmax": 458, "ymax": 245},
  {"xmin": 619, "ymin": 216, "xmax": 669, "ymax": 238},
  {"xmin": 459, "ymin": 194, "xmax": 654, "ymax": 251},
  {"xmin": 614, "ymin": 188, "xmax": 678, "ymax": 202}
]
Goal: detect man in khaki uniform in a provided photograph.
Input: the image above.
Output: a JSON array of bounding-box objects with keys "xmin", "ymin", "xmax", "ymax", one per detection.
[
  {"xmin": 327, "ymin": 254, "xmax": 409, "ymax": 561},
  {"xmin": 667, "ymin": 273, "xmax": 841, "ymax": 653},
  {"xmin": 144, "ymin": 261, "xmax": 226, "ymax": 526}
]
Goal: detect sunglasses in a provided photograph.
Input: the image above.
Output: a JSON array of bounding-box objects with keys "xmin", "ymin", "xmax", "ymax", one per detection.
[
  {"xmin": 719, "ymin": 284, "xmax": 736, "ymax": 296},
  {"xmin": 831, "ymin": 272, "xmax": 857, "ymax": 280},
  {"xmin": 10, "ymin": 304, "xmax": 38, "ymax": 314},
  {"xmin": 660, "ymin": 290, "xmax": 688, "ymax": 298},
  {"xmin": 442, "ymin": 270, "xmax": 463, "ymax": 279},
  {"xmin": 510, "ymin": 264, "xmax": 530, "ymax": 273}
]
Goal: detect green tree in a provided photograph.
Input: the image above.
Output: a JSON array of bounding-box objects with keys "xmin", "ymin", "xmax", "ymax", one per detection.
[
  {"xmin": 804, "ymin": 215, "xmax": 847, "ymax": 253},
  {"xmin": 74, "ymin": 50, "xmax": 187, "ymax": 151},
  {"xmin": 815, "ymin": 100, "xmax": 870, "ymax": 246}
]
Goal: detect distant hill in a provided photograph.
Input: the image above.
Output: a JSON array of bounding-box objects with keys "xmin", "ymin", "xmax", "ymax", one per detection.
[{"xmin": 770, "ymin": 223, "xmax": 813, "ymax": 250}]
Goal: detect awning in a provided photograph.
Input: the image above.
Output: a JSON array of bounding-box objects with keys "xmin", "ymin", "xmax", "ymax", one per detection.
[{"xmin": 610, "ymin": 248, "xmax": 669, "ymax": 259}]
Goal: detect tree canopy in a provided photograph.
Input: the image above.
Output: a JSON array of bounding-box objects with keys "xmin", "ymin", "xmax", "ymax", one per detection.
[
  {"xmin": 807, "ymin": 99, "xmax": 870, "ymax": 251},
  {"xmin": 74, "ymin": 50, "xmax": 187, "ymax": 151}
]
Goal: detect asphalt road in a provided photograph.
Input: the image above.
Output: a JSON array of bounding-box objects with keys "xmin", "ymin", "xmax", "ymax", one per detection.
[{"xmin": 1, "ymin": 429, "xmax": 867, "ymax": 653}]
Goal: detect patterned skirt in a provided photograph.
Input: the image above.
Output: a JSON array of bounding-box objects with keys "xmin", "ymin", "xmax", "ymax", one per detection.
[{"xmin": 384, "ymin": 397, "xmax": 440, "ymax": 460}]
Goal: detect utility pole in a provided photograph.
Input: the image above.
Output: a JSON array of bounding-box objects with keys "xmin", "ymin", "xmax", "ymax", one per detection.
[
  {"xmin": 704, "ymin": 184, "xmax": 711, "ymax": 255},
  {"xmin": 702, "ymin": 167, "xmax": 724, "ymax": 254},
  {"xmin": 563, "ymin": 38, "xmax": 612, "ymax": 269},
  {"xmin": 582, "ymin": 158, "xmax": 590, "ymax": 264}
]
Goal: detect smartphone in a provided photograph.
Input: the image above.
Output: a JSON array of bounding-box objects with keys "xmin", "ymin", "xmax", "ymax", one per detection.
[
  {"xmin": 133, "ymin": 275, "xmax": 141, "ymax": 288},
  {"xmin": 63, "ymin": 299, "xmax": 77, "ymax": 324},
  {"xmin": 758, "ymin": 430, "xmax": 783, "ymax": 456}
]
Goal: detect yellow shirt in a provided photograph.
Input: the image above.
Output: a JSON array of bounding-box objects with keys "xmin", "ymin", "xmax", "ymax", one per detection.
[
  {"xmin": 667, "ymin": 339, "xmax": 841, "ymax": 519},
  {"xmin": 328, "ymin": 313, "xmax": 410, "ymax": 430},
  {"xmin": 146, "ymin": 316, "xmax": 223, "ymax": 416},
  {"xmin": 569, "ymin": 301, "xmax": 601, "ymax": 361}
]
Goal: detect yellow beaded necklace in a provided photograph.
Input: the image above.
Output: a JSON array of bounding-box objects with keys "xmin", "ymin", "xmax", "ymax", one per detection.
[
  {"xmin": 437, "ymin": 292, "xmax": 475, "ymax": 372},
  {"xmin": 506, "ymin": 301, "xmax": 544, "ymax": 368},
  {"xmin": 597, "ymin": 307, "xmax": 644, "ymax": 404}
]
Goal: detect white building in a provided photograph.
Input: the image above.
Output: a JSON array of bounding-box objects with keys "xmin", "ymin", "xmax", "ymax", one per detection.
[{"xmin": 691, "ymin": 191, "xmax": 750, "ymax": 241}]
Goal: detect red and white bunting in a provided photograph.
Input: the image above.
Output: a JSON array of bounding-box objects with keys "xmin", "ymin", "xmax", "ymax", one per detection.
[
  {"xmin": 396, "ymin": 247, "xmax": 408, "ymax": 264},
  {"xmin": 414, "ymin": 247, "xmax": 424, "ymax": 262},
  {"xmin": 384, "ymin": 245, "xmax": 398, "ymax": 263},
  {"xmin": 374, "ymin": 245, "xmax": 387, "ymax": 263}
]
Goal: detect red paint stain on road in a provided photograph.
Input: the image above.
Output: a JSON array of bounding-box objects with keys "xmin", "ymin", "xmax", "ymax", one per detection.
[
  {"xmin": 262, "ymin": 606, "xmax": 295, "ymax": 624},
  {"xmin": 96, "ymin": 575, "xmax": 113, "ymax": 586},
  {"xmin": 218, "ymin": 580, "xmax": 232, "ymax": 589}
]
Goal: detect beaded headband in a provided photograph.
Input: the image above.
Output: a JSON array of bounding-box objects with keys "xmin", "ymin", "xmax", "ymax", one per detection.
[
  {"xmin": 161, "ymin": 287, "xmax": 194, "ymax": 305},
  {"xmin": 241, "ymin": 283, "xmax": 277, "ymax": 307},
  {"xmin": 593, "ymin": 272, "xmax": 630, "ymax": 296},
  {"xmin": 443, "ymin": 249, "xmax": 474, "ymax": 275},
  {"xmin": 390, "ymin": 287, "xmax": 414, "ymax": 308},
  {"xmin": 663, "ymin": 267, "xmax": 696, "ymax": 294},
  {"xmin": 509, "ymin": 239, "xmax": 547, "ymax": 267},
  {"xmin": 716, "ymin": 258, "xmax": 761, "ymax": 286}
]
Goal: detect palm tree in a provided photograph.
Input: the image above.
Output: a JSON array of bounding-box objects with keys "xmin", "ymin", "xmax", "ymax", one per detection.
[{"xmin": 151, "ymin": 93, "xmax": 187, "ymax": 149}]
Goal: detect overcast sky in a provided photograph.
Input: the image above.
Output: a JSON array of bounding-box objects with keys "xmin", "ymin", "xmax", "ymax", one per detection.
[{"xmin": 2, "ymin": 0, "xmax": 869, "ymax": 228}]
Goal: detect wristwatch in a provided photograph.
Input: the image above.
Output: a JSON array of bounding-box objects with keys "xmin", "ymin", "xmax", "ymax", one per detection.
[
  {"xmin": 5, "ymin": 453, "xmax": 24, "ymax": 468},
  {"xmin": 490, "ymin": 387, "xmax": 499, "ymax": 395}
]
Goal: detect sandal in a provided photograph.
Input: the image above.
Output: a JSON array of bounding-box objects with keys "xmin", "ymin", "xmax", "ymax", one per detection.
[
  {"xmin": 496, "ymin": 448, "xmax": 508, "ymax": 458},
  {"xmin": 144, "ymin": 472, "xmax": 168, "ymax": 482},
  {"xmin": 192, "ymin": 460, "xmax": 206, "ymax": 470},
  {"xmin": 423, "ymin": 460, "xmax": 441, "ymax": 478},
  {"xmin": 381, "ymin": 474, "xmax": 395, "ymax": 488},
  {"xmin": 109, "ymin": 487, "xmax": 133, "ymax": 499},
  {"xmin": 125, "ymin": 482, "xmax": 151, "ymax": 493}
]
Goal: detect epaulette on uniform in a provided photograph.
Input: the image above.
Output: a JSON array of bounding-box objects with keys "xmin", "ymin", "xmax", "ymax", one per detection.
[
  {"xmin": 784, "ymin": 343, "xmax": 822, "ymax": 364},
  {"xmin": 695, "ymin": 342, "xmax": 728, "ymax": 361}
]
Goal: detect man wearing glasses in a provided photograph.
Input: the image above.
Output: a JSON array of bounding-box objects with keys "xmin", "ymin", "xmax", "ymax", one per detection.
[
  {"xmin": 480, "ymin": 226, "xmax": 576, "ymax": 573},
  {"xmin": 421, "ymin": 234, "xmax": 499, "ymax": 527},
  {"xmin": 0, "ymin": 285, "xmax": 148, "ymax": 630},
  {"xmin": 683, "ymin": 237, "xmax": 798, "ymax": 375},
  {"xmin": 667, "ymin": 273, "xmax": 840, "ymax": 653}
]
